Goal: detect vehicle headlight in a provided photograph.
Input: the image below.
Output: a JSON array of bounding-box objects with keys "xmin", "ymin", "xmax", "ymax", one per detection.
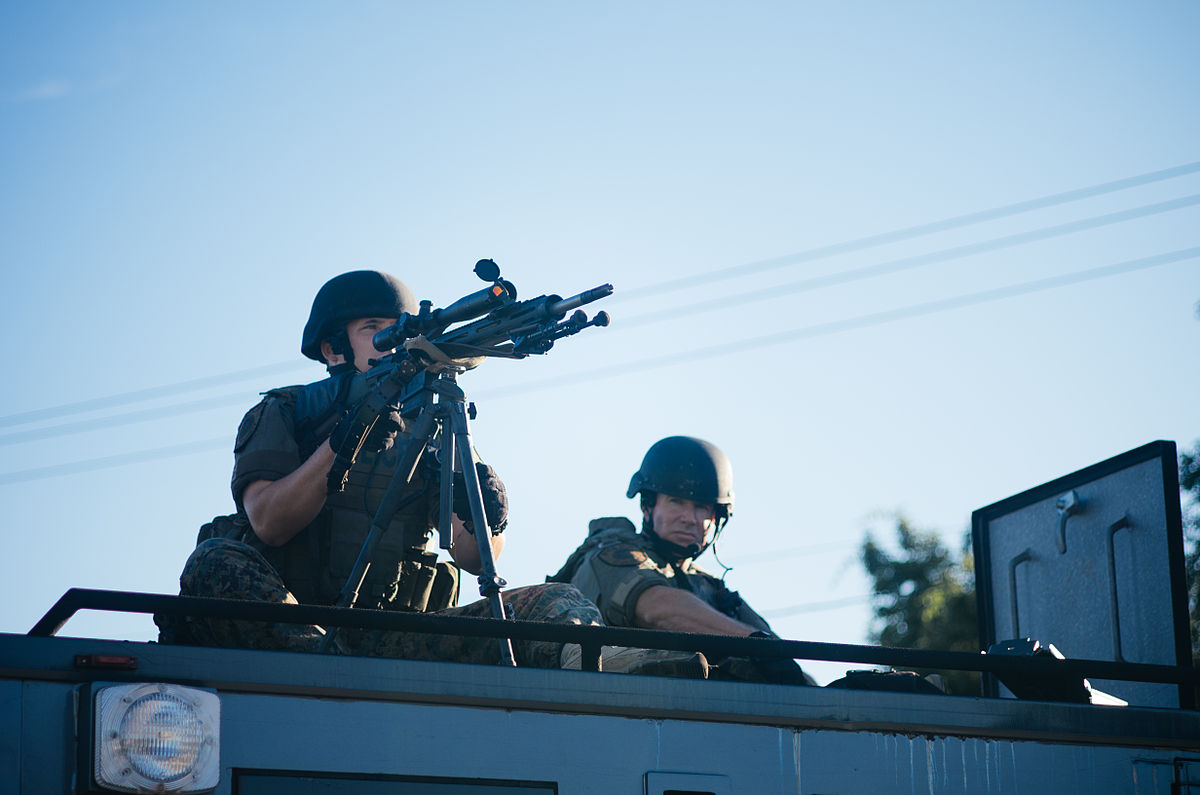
[{"xmin": 90, "ymin": 683, "xmax": 220, "ymax": 793}]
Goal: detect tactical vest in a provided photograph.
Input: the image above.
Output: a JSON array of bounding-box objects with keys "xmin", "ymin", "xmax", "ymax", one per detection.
[
  {"xmin": 546, "ymin": 517, "xmax": 642, "ymax": 584},
  {"xmin": 209, "ymin": 378, "xmax": 459, "ymax": 613},
  {"xmin": 548, "ymin": 516, "xmax": 772, "ymax": 633}
]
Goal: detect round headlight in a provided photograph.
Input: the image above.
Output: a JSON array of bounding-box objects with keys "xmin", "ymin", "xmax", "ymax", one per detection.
[
  {"xmin": 94, "ymin": 683, "xmax": 220, "ymax": 793},
  {"xmin": 119, "ymin": 691, "xmax": 206, "ymax": 780}
]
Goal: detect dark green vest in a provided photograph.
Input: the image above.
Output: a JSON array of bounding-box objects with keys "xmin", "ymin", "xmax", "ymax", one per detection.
[{"xmin": 210, "ymin": 378, "xmax": 458, "ymax": 612}]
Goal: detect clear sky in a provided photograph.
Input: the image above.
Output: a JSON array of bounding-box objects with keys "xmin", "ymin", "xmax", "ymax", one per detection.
[{"xmin": 1, "ymin": 2, "xmax": 1197, "ymax": 685}]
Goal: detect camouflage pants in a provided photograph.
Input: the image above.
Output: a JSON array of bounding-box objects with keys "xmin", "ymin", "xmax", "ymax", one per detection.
[{"xmin": 161, "ymin": 538, "xmax": 600, "ymax": 669}]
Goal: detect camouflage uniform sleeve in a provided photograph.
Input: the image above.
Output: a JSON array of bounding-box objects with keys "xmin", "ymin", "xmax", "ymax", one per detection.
[
  {"xmin": 569, "ymin": 542, "xmax": 674, "ymax": 628},
  {"xmin": 231, "ymin": 394, "xmax": 303, "ymax": 509}
]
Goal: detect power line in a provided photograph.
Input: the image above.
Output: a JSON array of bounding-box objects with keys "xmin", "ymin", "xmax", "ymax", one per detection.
[
  {"xmin": 0, "ymin": 361, "xmax": 305, "ymax": 429},
  {"xmin": 759, "ymin": 594, "xmax": 873, "ymax": 618},
  {"xmin": 475, "ymin": 246, "xmax": 1200, "ymax": 399},
  {"xmin": 613, "ymin": 160, "xmax": 1200, "ymax": 303},
  {"xmin": 0, "ymin": 393, "xmax": 255, "ymax": 447},
  {"xmin": 10, "ymin": 195, "xmax": 1195, "ymax": 439},
  {"xmin": 3, "ymin": 246, "xmax": 1191, "ymax": 484},
  {"xmin": 721, "ymin": 540, "xmax": 860, "ymax": 565},
  {"xmin": 616, "ymin": 194, "xmax": 1200, "ymax": 329},
  {"xmin": 5, "ymin": 165, "xmax": 1195, "ymax": 431},
  {"xmin": 0, "ymin": 438, "xmax": 229, "ymax": 485}
]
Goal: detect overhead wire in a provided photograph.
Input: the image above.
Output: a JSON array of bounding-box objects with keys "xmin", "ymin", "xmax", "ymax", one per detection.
[
  {"xmin": 0, "ymin": 361, "xmax": 303, "ymax": 429},
  {"xmin": 0, "ymin": 392, "xmax": 256, "ymax": 447},
  {"xmin": 616, "ymin": 194, "xmax": 1200, "ymax": 330},
  {"xmin": 721, "ymin": 540, "xmax": 860, "ymax": 564},
  {"xmin": 613, "ymin": 159, "xmax": 1200, "ymax": 303},
  {"xmin": 5, "ymin": 191, "xmax": 1196, "ymax": 444},
  {"xmin": 474, "ymin": 246, "xmax": 1200, "ymax": 399},
  {"xmin": 2, "ymin": 161, "xmax": 1196, "ymax": 430},
  {"xmin": 2, "ymin": 245, "xmax": 1194, "ymax": 483},
  {"xmin": 759, "ymin": 594, "xmax": 874, "ymax": 618},
  {"xmin": 0, "ymin": 438, "xmax": 229, "ymax": 486}
]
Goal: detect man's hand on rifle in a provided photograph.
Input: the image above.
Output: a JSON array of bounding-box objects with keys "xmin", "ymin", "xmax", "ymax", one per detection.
[{"xmin": 329, "ymin": 396, "xmax": 404, "ymax": 455}]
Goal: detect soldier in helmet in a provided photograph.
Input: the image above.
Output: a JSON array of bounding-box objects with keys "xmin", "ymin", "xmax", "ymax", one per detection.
[
  {"xmin": 159, "ymin": 270, "xmax": 701, "ymax": 675},
  {"xmin": 550, "ymin": 436, "xmax": 815, "ymax": 684}
]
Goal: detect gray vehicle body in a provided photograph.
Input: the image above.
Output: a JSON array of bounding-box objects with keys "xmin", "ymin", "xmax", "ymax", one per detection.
[
  {"xmin": 3, "ymin": 439, "xmax": 1197, "ymax": 794},
  {"xmin": 3, "ymin": 625, "xmax": 1200, "ymax": 795}
]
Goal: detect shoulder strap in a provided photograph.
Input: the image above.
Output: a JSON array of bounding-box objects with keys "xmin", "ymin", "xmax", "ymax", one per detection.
[
  {"xmin": 290, "ymin": 374, "xmax": 354, "ymax": 435},
  {"xmin": 586, "ymin": 516, "xmax": 638, "ymax": 538},
  {"xmin": 278, "ymin": 373, "xmax": 359, "ymax": 458},
  {"xmin": 546, "ymin": 517, "xmax": 639, "ymax": 583}
]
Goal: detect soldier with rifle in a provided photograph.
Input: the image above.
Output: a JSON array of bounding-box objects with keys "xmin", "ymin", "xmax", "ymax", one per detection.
[
  {"xmin": 550, "ymin": 436, "xmax": 816, "ymax": 684},
  {"xmin": 157, "ymin": 267, "xmax": 705, "ymax": 677}
]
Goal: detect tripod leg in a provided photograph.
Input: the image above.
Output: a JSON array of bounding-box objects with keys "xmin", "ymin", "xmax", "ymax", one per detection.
[
  {"xmin": 437, "ymin": 420, "xmax": 455, "ymax": 552},
  {"xmin": 446, "ymin": 399, "xmax": 517, "ymax": 666}
]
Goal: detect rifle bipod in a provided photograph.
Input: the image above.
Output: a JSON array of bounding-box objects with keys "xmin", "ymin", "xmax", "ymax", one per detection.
[{"xmin": 319, "ymin": 368, "xmax": 516, "ymax": 666}]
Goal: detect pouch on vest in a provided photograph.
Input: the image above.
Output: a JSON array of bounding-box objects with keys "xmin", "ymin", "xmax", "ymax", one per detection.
[
  {"xmin": 381, "ymin": 552, "xmax": 440, "ymax": 612},
  {"xmin": 195, "ymin": 513, "xmax": 252, "ymax": 546},
  {"xmin": 427, "ymin": 561, "xmax": 461, "ymax": 611}
]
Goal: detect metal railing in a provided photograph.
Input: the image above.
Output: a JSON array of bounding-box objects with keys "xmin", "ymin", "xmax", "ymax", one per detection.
[{"xmin": 28, "ymin": 588, "xmax": 1200, "ymax": 696}]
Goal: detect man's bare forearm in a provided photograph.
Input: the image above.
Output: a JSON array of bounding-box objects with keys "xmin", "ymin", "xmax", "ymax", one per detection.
[
  {"xmin": 633, "ymin": 585, "xmax": 757, "ymax": 635},
  {"xmin": 243, "ymin": 442, "xmax": 336, "ymax": 547}
]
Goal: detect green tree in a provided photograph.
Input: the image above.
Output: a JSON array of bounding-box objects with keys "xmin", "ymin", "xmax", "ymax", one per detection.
[
  {"xmin": 1179, "ymin": 442, "xmax": 1200, "ymax": 666},
  {"xmin": 860, "ymin": 515, "xmax": 979, "ymax": 695}
]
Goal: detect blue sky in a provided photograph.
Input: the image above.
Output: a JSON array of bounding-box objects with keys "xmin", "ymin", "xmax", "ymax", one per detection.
[{"xmin": 2, "ymin": 2, "xmax": 1197, "ymax": 684}]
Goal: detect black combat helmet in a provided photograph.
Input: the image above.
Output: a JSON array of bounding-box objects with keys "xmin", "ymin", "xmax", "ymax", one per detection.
[
  {"xmin": 301, "ymin": 270, "xmax": 418, "ymax": 362},
  {"xmin": 627, "ymin": 436, "xmax": 735, "ymax": 521}
]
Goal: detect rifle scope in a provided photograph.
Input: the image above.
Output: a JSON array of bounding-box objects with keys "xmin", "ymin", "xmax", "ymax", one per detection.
[{"xmin": 373, "ymin": 281, "xmax": 515, "ymax": 352}]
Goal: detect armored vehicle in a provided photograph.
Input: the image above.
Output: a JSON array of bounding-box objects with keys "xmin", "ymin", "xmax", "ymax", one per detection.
[{"xmin": 2, "ymin": 440, "xmax": 1196, "ymax": 794}]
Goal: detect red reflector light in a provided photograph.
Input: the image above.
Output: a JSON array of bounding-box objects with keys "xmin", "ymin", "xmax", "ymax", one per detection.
[{"xmin": 75, "ymin": 654, "xmax": 138, "ymax": 670}]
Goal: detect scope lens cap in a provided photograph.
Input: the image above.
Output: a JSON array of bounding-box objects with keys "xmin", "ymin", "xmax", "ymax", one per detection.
[{"xmin": 474, "ymin": 259, "xmax": 501, "ymax": 282}]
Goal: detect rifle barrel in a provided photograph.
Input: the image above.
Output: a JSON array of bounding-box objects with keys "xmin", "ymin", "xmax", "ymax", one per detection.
[{"xmin": 547, "ymin": 284, "xmax": 614, "ymax": 316}]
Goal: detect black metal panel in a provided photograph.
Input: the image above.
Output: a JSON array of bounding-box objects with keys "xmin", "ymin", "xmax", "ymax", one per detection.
[{"xmin": 972, "ymin": 440, "xmax": 1192, "ymax": 707}]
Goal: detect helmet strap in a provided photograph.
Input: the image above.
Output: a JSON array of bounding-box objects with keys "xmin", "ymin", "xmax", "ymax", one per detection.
[{"xmin": 325, "ymin": 330, "xmax": 355, "ymax": 373}]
